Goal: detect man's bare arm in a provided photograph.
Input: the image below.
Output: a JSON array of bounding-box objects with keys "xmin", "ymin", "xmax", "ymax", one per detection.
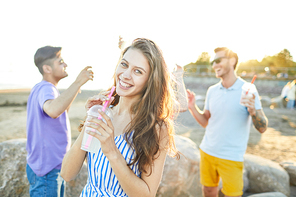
[{"xmin": 251, "ymin": 109, "xmax": 268, "ymax": 133}]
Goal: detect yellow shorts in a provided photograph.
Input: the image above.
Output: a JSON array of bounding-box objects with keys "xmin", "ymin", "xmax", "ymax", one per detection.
[{"xmin": 199, "ymin": 149, "xmax": 243, "ymax": 196}]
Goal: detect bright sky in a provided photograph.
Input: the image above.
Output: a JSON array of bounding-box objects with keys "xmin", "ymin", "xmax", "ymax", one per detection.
[{"xmin": 0, "ymin": 0, "xmax": 295, "ymax": 90}]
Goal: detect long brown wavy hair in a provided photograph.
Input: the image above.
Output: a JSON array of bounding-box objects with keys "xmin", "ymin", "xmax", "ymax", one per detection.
[
  {"xmin": 112, "ymin": 38, "xmax": 180, "ymax": 175},
  {"xmin": 79, "ymin": 38, "xmax": 180, "ymax": 175}
]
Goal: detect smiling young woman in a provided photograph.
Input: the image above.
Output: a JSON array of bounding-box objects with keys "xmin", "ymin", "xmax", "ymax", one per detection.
[{"xmin": 61, "ymin": 38, "xmax": 181, "ymax": 197}]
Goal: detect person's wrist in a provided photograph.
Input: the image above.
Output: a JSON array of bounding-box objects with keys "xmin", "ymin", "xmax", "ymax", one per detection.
[
  {"xmin": 74, "ymin": 78, "xmax": 85, "ymax": 88},
  {"xmin": 73, "ymin": 78, "xmax": 81, "ymax": 85},
  {"xmin": 188, "ymin": 104, "xmax": 195, "ymax": 111},
  {"xmin": 173, "ymin": 69, "xmax": 184, "ymax": 75},
  {"xmin": 249, "ymin": 108, "xmax": 256, "ymax": 116},
  {"xmin": 106, "ymin": 149, "xmax": 121, "ymax": 162}
]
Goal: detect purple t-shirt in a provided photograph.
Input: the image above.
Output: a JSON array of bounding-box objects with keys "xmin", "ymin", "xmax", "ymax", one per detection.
[{"xmin": 26, "ymin": 80, "xmax": 71, "ymax": 176}]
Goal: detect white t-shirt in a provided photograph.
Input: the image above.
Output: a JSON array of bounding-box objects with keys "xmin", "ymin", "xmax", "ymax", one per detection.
[{"xmin": 200, "ymin": 77, "xmax": 262, "ymax": 162}]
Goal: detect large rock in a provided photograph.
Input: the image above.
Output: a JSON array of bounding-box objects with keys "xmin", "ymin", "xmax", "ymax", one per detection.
[
  {"xmin": 244, "ymin": 154, "xmax": 290, "ymax": 196},
  {"xmin": 0, "ymin": 137, "xmax": 201, "ymax": 197},
  {"xmin": 1, "ymin": 138, "xmax": 292, "ymax": 197},
  {"xmin": 0, "ymin": 139, "xmax": 88, "ymax": 197},
  {"xmin": 247, "ymin": 192, "xmax": 287, "ymax": 197},
  {"xmin": 157, "ymin": 135, "xmax": 201, "ymax": 197},
  {"xmin": 280, "ymin": 161, "xmax": 296, "ymax": 186},
  {"xmin": 0, "ymin": 139, "xmax": 28, "ymax": 197}
]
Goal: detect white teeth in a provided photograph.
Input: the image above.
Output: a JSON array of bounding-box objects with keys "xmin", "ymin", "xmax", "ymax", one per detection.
[{"xmin": 120, "ymin": 80, "xmax": 132, "ymax": 88}]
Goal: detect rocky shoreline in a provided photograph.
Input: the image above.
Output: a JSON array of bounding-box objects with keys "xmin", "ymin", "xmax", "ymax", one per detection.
[{"xmin": 0, "ymin": 78, "xmax": 295, "ymax": 196}]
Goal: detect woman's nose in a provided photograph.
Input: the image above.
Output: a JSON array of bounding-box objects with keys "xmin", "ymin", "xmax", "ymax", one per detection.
[{"xmin": 122, "ymin": 70, "xmax": 131, "ymax": 79}]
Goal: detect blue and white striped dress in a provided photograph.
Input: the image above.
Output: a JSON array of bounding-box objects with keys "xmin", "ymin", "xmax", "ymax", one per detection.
[{"xmin": 80, "ymin": 131, "xmax": 141, "ymax": 197}]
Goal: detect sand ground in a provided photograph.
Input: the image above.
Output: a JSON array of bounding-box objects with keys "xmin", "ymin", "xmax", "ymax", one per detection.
[{"xmin": 0, "ymin": 89, "xmax": 295, "ymax": 196}]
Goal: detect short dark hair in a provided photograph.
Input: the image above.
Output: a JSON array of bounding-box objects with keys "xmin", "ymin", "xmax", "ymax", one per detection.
[
  {"xmin": 214, "ymin": 47, "xmax": 238, "ymax": 69},
  {"xmin": 34, "ymin": 46, "xmax": 62, "ymax": 74}
]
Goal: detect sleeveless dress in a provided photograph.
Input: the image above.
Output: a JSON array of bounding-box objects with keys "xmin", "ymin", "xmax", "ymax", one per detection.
[{"xmin": 80, "ymin": 131, "xmax": 141, "ymax": 197}]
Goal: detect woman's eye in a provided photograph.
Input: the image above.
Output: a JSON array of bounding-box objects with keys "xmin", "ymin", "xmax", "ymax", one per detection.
[
  {"xmin": 135, "ymin": 69, "xmax": 142, "ymax": 74},
  {"xmin": 121, "ymin": 62, "xmax": 128, "ymax": 67}
]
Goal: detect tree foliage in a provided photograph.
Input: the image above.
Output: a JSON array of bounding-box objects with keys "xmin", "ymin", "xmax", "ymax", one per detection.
[
  {"xmin": 195, "ymin": 52, "xmax": 211, "ymax": 65},
  {"xmin": 184, "ymin": 52, "xmax": 211, "ymax": 74},
  {"xmin": 237, "ymin": 49, "xmax": 296, "ymax": 76},
  {"xmin": 184, "ymin": 49, "xmax": 296, "ymax": 78}
]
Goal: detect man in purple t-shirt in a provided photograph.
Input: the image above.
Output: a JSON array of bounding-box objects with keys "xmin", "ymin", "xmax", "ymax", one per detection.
[{"xmin": 26, "ymin": 46, "xmax": 94, "ymax": 197}]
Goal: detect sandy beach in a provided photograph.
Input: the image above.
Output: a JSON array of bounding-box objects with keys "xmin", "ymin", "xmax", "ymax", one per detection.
[
  {"xmin": 0, "ymin": 86, "xmax": 296, "ymax": 195},
  {"xmin": 1, "ymin": 87, "xmax": 295, "ymax": 164}
]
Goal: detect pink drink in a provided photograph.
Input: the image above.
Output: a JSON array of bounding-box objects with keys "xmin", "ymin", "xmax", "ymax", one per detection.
[
  {"xmin": 81, "ymin": 105, "xmax": 113, "ymax": 153},
  {"xmin": 240, "ymin": 83, "xmax": 256, "ymax": 106},
  {"xmin": 81, "ymin": 86, "xmax": 115, "ymax": 153}
]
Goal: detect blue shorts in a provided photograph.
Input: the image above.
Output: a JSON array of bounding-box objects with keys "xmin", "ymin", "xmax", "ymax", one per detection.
[{"xmin": 26, "ymin": 164, "xmax": 66, "ymax": 197}]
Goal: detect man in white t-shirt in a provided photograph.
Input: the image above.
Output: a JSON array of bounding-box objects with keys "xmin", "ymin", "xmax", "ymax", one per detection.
[{"xmin": 187, "ymin": 47, "xmax": 268, "ymax": 197}]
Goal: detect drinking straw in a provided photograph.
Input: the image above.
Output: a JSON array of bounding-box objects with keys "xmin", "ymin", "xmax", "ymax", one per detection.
[
  {"xmin": 84, "ymin": 86, "xmax": 116, "ymax": 149},
  {"xmin": 98, "ymin": 86, "xmax": 116, "ymax": 119},
  {"xmin": 246, "ymin": 75, "xmax": 257, "ymax": 95}
]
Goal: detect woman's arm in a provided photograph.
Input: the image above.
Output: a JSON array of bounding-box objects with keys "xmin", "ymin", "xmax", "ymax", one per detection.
[
  {"xmin": 86, "ymin": 111, "xmax": 168, "ymax": 197},
  {"xmin": 61, "ymin": 91, "xmax": 114, "ymax": 181},
  {"xmin": 60, "ymin": 128, "xmax": 87, "ymax": 182},
  {"xmin": 109, "ymin": 125, "xmax": 167, "ymax": 197},
  {"xmin": 135, "ymin": 124, "xmax": 168, "ymax": 197}
]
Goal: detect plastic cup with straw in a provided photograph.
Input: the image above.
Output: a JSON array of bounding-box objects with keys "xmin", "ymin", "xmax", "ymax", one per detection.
[
  {"xmin": 240, "ymin": 75, "xmax": 257, "ymax": 106},
  {"xmin": 81, "ymin": 86, "xmax": 116, "ymax": 153},
  {"xmin": 246, "ymin": 75, "xmax": 257, "ymax": 95},
  {"xmin": 97, "ymin": 86, "xmax": 116, "ymax": 120}
]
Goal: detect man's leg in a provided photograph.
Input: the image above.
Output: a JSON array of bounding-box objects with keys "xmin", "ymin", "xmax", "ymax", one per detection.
[
  {"xmin": 200, "ymin": 149, "xmax": 220, "ymax": 197},
  {"xmin": 217, "ymin": 158, "xmax": 243, "ymax": 197},
  {"xmin": 26, "ymin": 164, "xmax": 45, "ymax": 196},
  {"xmin": 46, "ymin": 168, "xmax": 66, "ymax": 197},
  {"xmin": 218, "ymin": 190, "xmax": 241, "ymax": 197},
  {"xmin": 203, "ymin": 185, "xmax": 219, "ymax": 197},
  {"xmin": 26, "ymin": 164, "xmax": 66, "ymax": 197}
]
